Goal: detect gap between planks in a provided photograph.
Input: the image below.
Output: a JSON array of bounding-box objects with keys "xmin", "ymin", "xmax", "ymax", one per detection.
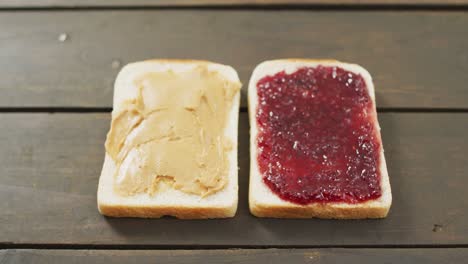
[
  {"xmin": 1, "ymin": 243, "xmax": 468, "ymax": 250},
  {"xmin": 2, "ymin": 4, "xmax": 468, "ymax": 11}
]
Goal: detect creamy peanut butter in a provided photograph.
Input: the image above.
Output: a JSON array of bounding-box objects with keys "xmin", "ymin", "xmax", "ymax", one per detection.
[{"xmin": 105, "ymin": 66, "xmax": 241, "ymax": 197}]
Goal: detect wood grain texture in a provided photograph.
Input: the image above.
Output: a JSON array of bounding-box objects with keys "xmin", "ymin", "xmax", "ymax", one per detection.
[
  {"xmin": 2, "ymin": 249, "xmax": 468, "ymax": 263},
  {"xmin": 1, "ymin": 0, "xmax": 468, "ymax": 8},
  {"xmin": 1, "ymin": 11, "xmax": 468, "ymax": 109},
  {"xmin": 1, "ymin": 113, "xmax": 468, "ymax": 246}
]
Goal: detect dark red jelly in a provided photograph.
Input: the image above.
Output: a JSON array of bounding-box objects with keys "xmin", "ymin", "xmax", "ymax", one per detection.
[{"xmin": 256, "ymin": 66, "xmax": 382, "ymax": 205}]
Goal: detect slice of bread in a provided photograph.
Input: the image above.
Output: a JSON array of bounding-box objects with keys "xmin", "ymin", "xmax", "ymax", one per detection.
[
  {"xmin": 248, "ymin": 59, "xmax": 391, "ymax": 219},
  {"xmin": 98, "ymin": 59, "xmax": 241, "ymax": 219}
]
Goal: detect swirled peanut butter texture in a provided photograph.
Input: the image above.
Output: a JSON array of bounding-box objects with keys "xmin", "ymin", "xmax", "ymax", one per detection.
[{"xmin": 105, "ymin": 66, "xmax": 241, "ymax": 197}]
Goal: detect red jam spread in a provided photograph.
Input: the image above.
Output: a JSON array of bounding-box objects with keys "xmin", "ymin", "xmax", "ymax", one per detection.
[{"xmin": 256, "ymin": 65, "xmax": 382, "ymax": 205}]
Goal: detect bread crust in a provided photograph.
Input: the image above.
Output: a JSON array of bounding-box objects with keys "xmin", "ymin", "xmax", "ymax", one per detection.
[
  {"xmin": 99, "ymin": 203, "xmax": 236, "ymax": 219},
  {"xmin": 250, "ymin": 203, "xmax": 389, "ymax": 219},
  {"xmin": 248, "ymin": 59, "xmax": 392, "ymax": 219}
]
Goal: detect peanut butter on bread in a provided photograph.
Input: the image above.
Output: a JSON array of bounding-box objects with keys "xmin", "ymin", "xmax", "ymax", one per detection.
[{"xmin": 105, "ymin": 66, "xmax": 241, "ymax": 197}]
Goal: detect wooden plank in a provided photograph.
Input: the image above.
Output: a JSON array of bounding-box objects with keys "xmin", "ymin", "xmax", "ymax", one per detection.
[
  {"xmin": 1, "ymin": 249, "xmax": 468, "ymax": 263},
  {"xmin": 1, "ymin": 113, "xmax": 468, "ymax": 246},
  {"xmin": 1, "ymin": 0, "xmax": 468, "ymax": 8},
  {"xmin": 1, "ymin": 11, "xmax": 468, "ymax": 109}
]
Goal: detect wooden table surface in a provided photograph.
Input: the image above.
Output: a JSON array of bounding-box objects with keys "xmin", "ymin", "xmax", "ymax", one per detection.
[{"xmin": 1, "ymin": 1, "xmax": 468, "ymax": 263}]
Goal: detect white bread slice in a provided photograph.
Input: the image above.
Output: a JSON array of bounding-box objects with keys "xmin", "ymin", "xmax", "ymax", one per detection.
[
  {"xmin": 248, "ymin": 59, "xmax": 391, "ymax": 219},
  {"xmin": 98, "ymin": 59, "xmax": 241, "ymax": 219}
]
